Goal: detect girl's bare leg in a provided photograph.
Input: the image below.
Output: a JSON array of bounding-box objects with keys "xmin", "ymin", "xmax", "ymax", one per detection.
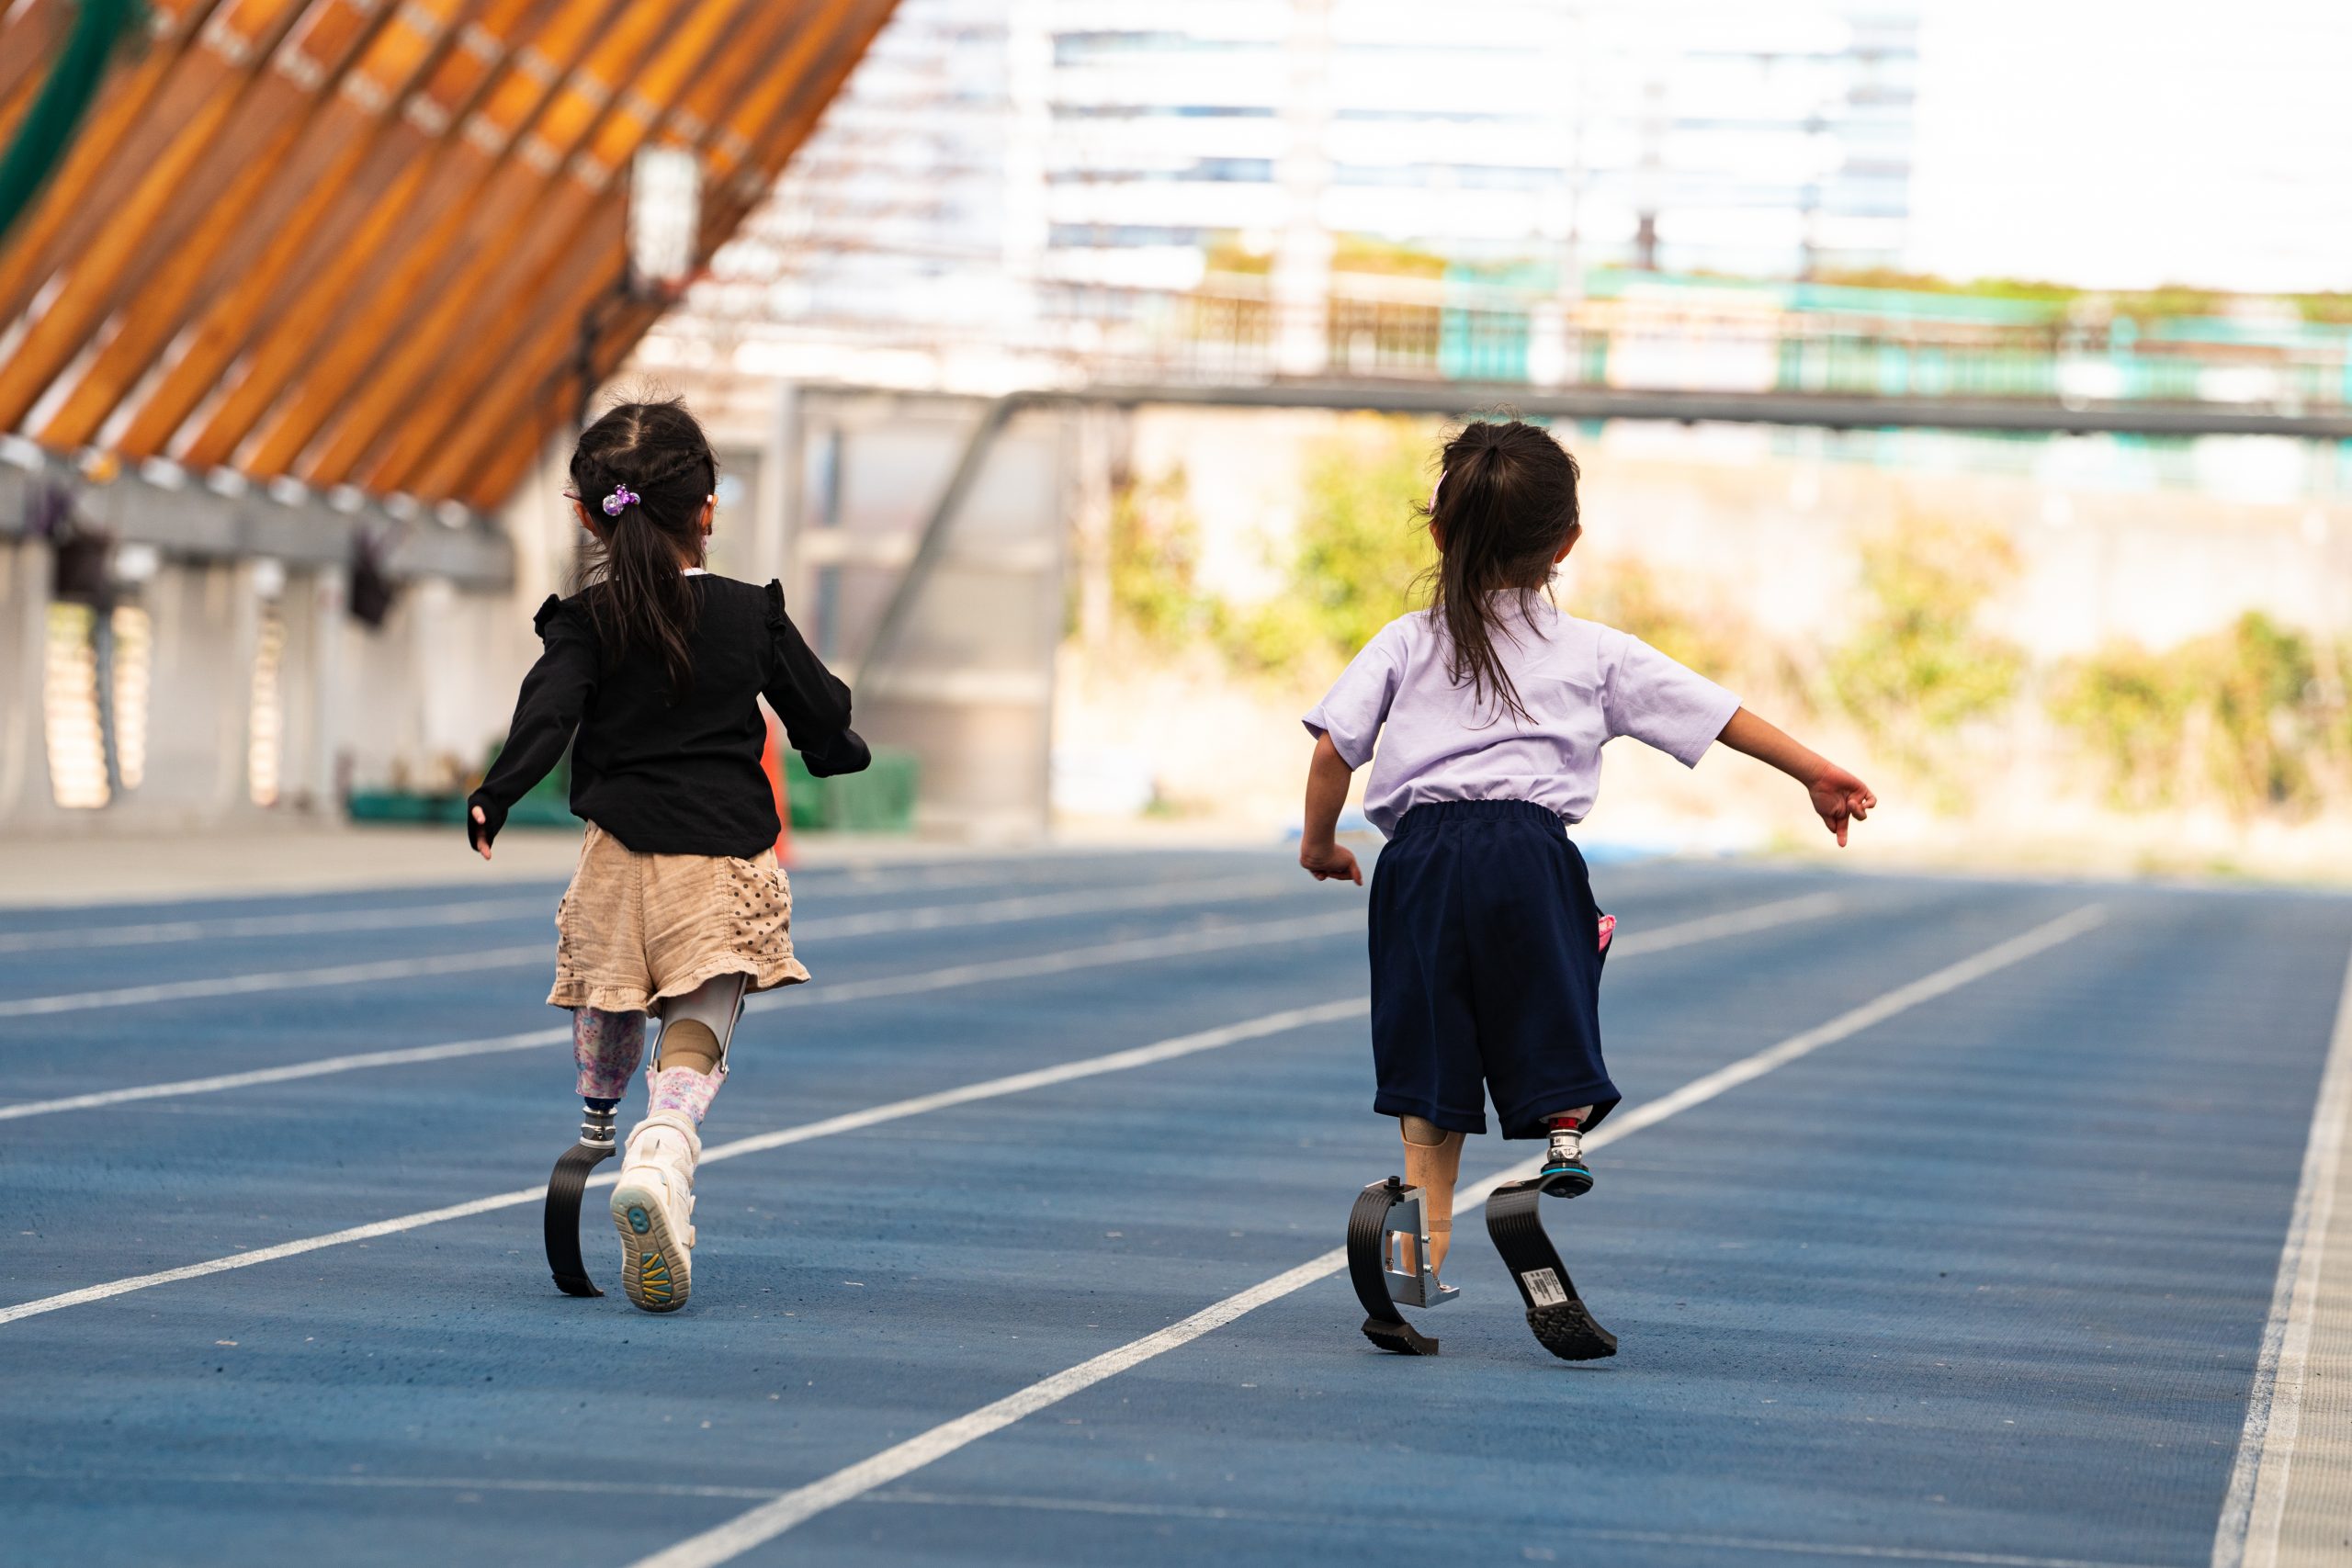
[{"xmin": 1398, "ymin": 1115, "xmax": 1465, "ymax": 1275}]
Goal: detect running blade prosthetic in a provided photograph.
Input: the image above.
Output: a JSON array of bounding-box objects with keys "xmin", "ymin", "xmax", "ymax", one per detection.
[
  {"xmin": 1346, "ymin": 1177, "xmax": 1457, "ymax": 1355},
  {"xmin": 1485, "ymin": 1177, "xmax": 1616, "ymax": 1360},
  {"xmin": 544, "ymin": 1105, "xmax": 618, "ymax": 1297}
]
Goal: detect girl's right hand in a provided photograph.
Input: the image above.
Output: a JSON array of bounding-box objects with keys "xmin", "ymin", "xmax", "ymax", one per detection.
[
  {"xmin": 1300, "ymin": 841, "xmax": 1363, "ymax": 885},
  {"xmin": 1807, "ymin": 764, "xmax": 1876, "ymax": 848},
  {"xmin": 469, "ymin": 805, "xmax": 494, "ymax": 862}
]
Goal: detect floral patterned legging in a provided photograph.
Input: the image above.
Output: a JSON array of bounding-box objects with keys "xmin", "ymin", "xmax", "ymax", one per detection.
[
  {"xmin": 572, "ymin": 1008, "xmax": 646, "ymax": 1101},
  {"xmin": 571, "ymin": 1003, "xmax": 728, "ymax": 1123}
]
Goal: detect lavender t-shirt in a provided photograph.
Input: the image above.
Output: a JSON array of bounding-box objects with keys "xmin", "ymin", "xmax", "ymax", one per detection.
[{"xmin": 1302, "ymin": 603, "xmax": 1740, "ymax": 837}]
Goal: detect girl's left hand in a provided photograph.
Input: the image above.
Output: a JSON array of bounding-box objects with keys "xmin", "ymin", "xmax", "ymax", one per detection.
[
  {"xmin": 1808, "ymin": 764, "xmax": 1876, "ymax": 847},
  {"xmin": 469, "ymin": 805, "xmax": 494, "ymax": 862}
]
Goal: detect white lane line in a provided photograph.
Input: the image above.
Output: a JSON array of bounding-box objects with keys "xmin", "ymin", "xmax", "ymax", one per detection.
[
  {"xmin": 627, "ymin": 904, "xmax": 2108, "ymax": 1568},
  {"xmin": 2211, "ymin": 942, "xmax": 2352, "ymax": 1568},
  {"xmin": 0, "ymin": 875, "xmax": 1299, "ymax": 1020},
  {"xmin": 0, "ymin": 945, "xmax": 555, "ymax": 1019},
  {"xmin": 0, "ymin": 894, "xmax": 1839, "ymax": 1122},
  {"xmin": 0, "ymin": 897, "xmax": 556, "ymax": 954},
  {"xmin": 0, "ymin": 892, "xmax": 1841, "ymax": 1314},
  {"xmin": 0, "ymin": 1001, "xmax": 1363, "ymax": 1329},
  {"xmin": 0, "ymin": 912, "xmax": 1357, "ymax": 1121},
  {"xmin": 0, "ymin": 872, "xmax": 1294, "ymax": 956}
]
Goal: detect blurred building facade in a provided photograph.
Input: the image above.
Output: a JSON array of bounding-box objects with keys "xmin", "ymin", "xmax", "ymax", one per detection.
[{"xmin": 653, "ymin": 0, "xmax": 1920, "ymax": 381}]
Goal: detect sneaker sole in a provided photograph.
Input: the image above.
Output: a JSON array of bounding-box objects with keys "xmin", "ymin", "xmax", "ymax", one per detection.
[{"xmin": 609, "ymin": 1180, "xmax": 691, "ymax": 1314}]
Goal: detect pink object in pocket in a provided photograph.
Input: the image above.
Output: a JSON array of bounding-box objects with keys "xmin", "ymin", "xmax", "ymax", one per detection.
[{"xmin": 1596, "ymin": 912, "xmax": 1616, "ymax": 953}]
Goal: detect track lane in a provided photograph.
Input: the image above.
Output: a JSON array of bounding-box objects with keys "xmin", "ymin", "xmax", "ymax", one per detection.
[
  {"xmin": 0, "ymin": 872, "xmax": 2077, "ymax": 1568},
  {"xmin": 0, "ymin": 886, "xmax": 1867, "ymax": 1320}
]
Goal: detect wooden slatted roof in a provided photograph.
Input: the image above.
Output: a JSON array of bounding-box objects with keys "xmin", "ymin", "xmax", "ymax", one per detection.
[{"xmin": 0, "ymin": 0, "xmax": 896, "ymax": 511}]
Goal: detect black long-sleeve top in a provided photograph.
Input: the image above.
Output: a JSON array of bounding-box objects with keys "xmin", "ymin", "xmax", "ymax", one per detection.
[{"xmin": 468, "ymin": 575, "xmax": 869, "ymax": 858}]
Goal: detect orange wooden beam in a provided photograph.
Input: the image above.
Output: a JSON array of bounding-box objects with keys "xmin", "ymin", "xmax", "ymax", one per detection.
[
  {"xmin": 114, "ymin": 0, "xmax": 560, "ymax": 459},
  {"xmin": 233, "ymin": 0, "xmax": 657, "ymax": 475},
  {"xmin": 0, "ymin": 0, "xmax": 328, "ymax": 433},
  {"xmin": 177, "ymin": 0, "xmax": 629, "ymax": 470},
  {"xmin": 0, "ymin": 1, "xmax": 73, "ymax": 109},
  {"xmin": 452, "ymin": 1, "xmax": 892, "ymax": 506},
  {"xmin": 0, "ymin": 1, "xmax": 222, "ymax": 329},
  {"xmin": 451, "ymin": 0, "xmax": 897, "ymax": 508},
  {"xmin": 348, "ymin": 0, "xmax": 777, "ymax": 491},
  {"xmin": 434, "ymin": 4, "xmax": 870, "ymax": 503},
  {"xmin": 267, "ymin": 0, "xmax": 702, "ymax": 480},
  {"xmin": 0, "ymin": 1, "xmax": 74, "ymax": 145},
  {"xmin": 40, "ymin": 1, "xmax": 477, "ymax": 449}
]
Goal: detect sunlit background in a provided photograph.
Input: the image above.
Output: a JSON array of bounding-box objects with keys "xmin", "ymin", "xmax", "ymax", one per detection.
[{"xmin": 5, "ymin": 0, "xmax": 2350, "ymax": 879}]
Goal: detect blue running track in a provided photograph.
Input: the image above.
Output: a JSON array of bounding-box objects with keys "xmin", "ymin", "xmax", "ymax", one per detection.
[{"xmin": 1, "ymin": 849, "xmax": 2346, "ymax": 1567}]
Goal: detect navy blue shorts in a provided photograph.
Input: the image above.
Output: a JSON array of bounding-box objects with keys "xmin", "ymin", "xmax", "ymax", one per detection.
[{"xmin": 1367, "ymin": 800, "xmax": 1619, "ymax": 1140}]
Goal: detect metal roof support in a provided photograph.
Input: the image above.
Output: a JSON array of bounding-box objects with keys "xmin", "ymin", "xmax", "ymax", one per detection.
[{"xmin": 853, "ymin": 393, "xmax": 1025, "ymax": 690}]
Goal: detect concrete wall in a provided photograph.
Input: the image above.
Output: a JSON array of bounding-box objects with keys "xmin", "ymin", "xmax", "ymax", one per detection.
[{"xmin": 0, "ymin": 454, "xmax": 531, "ymax": 832}]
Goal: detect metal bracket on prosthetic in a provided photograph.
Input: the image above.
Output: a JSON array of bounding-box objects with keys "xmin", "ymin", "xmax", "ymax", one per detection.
[
  {"xmin": 1346, "ymin": 1178, "xmax": 1459, "ymax": 1355},
  {"xmin": 1484, "ymin": 1179, "xmax": 1617, "ymax": 1360},
  {"xmin": 645, "ymin": 974, "xmax": 746, "ymax": 1121},
  {"xmin": 545, "ymin": 1103, "xmax": 618, "ymax": 1296}
]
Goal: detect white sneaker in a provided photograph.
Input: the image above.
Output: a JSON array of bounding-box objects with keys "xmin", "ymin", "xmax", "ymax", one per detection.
[{"xmin": 610, "ymin": 1110, "xmax": 699, "ymax": 1313}]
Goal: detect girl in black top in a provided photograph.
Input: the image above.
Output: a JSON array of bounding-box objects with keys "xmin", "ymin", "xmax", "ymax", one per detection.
[{"xmin": 467, "ymin": 398, "xmax": 866, "ymax": 1313}]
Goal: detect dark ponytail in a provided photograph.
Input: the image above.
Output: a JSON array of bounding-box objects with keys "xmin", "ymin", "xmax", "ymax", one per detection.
[
  {"xmin": 569, "ymin": 399, "xmax": 718, "ymax": 699},
  {"xmin": 1418, "ymin": 419, "xmax": 1581, "ymax": 724}
]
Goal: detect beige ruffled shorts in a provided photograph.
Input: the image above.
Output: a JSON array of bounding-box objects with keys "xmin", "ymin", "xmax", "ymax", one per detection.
[{"xmin": 548, "ymin": 823, "xmax": 810, "ymax": 1013}]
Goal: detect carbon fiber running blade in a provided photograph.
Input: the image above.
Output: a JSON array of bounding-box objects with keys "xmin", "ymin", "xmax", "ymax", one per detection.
[
  {"xmin": 1347, "ymin": 1177, "xmax": 1441, "ymax": 1355},
  {"xmin": 1486, "ymin": 1177, "xmax": 1617, "ymax": 1360},
  {"xmin": 544, "ymin": 1140, "xmax": 615, "ymax": 1297}
]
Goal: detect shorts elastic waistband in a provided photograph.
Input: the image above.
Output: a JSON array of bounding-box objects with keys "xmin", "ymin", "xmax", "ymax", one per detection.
[{"xmin": 1392, "ymin": 799, "xmax": 1566, "ymax": 837}]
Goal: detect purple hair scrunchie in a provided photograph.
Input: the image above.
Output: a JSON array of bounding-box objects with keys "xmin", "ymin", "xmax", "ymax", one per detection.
[{"xmin": 602, "ymin": 484, "xmax": 639, "ymax": 516}]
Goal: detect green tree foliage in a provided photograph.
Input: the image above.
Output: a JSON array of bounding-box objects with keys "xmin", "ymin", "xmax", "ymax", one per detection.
[
  {"xmin": 1227, "ymin": 417, "xmax": 1438, "ymax": 674},
  {"xmin": 1105, "ymin": 468, "xmax": 1214, "ymax": 649},
  {"xmin": 1826, "ymin": 514, "xmax": 2026, "ymax": 767},
  {"xmin": 2047, "ymin": 643, "xmax": 2195, "ymax": 808},
  {"xmin": 2205, "ymin": 613, "xmax": 2327, "ymax": 812},
  {"xmin": 2049, "ymin": 613, "xmax": 2350, "ymax": 818}
]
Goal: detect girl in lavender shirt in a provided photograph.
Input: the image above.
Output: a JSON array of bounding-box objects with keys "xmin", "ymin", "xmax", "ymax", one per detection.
[{"xmin": 1299, "ymin": 420, "xmax": 1874, "ymax": 1283}]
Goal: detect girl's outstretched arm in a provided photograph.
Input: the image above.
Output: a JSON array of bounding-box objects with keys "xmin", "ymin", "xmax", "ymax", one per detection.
[
  {"xmin": 1715, "ymin": 706, "xmax": 1877, "ymax": 847},
  {"xmin": 1299, "ymin": 732, "xmax": 1363, "ymax": 885},
  {"xmin": 467, "ymin": 608, "xmax": 598, "ymax": 860}
]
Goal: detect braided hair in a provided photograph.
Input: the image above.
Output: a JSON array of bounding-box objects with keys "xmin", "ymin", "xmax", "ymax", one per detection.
[
  {"xmin": 569, "ymin": 399, "xmax": 718, "ymax": 699},
  {"xmin": 1418, "ymin": 419, "xmax": 1581, "ymax": 725}
]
